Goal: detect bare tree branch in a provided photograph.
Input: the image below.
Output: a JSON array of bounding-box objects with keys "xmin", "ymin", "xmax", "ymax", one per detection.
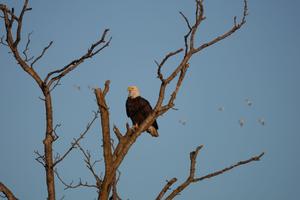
[
  {"xmin": 95, "ymin": 83, "xmax": 114, "ymax": 200},
  {"xmin": 139, "ymin": 0, "xmax": 248, "ymax": 137},
  {"xmin": 179, "ymin": 11, "xmax": 192, "ymax": 31},
  {"xmin": 53, "ymin": 111, "xmax": 99, "ymax": 166},
  {"xmin": 164, "ymin": 146, "xmax": 264, "ymax": 200},
  {"xmin": 49, "ymin": 79, "xmax": 61, "ymax": 93},
  {"xmin": 31, "ymin": 40, "xmax": 53, "ymax": 67},
  {"xmin": 34, "ymin": 150, "xmax": 45, "ymax": 167},
  {"xmin": 0, "ymin": 35, "xmax": 8, "ymax": 46},
  {"xmin": 194, "ymin": 152, "xmax": 265, "ymax": 182},
  {"xmin": 155, "ymin": 178, "xmax": 177, "ymax": 200},
  {"xmin": 45, "ymin": 29, "xmax": 111, "ymax": 86},
  {"xmin": 22, "ymin": 31, "xmax": 34, "ymax": 62},
  {"xmin": 179, "ymin": 12, "xmax": 192, "ymax": 56},
  {"xmin": 54, "ymin": 169, "xmax": 97, "ymax": 190},
  {"xmin": 112, "ymin": 125, "xmax": 123, "ymax": 142},
  {"xmin": 76, "ymin": 143, "xmax": 102, "ymax": 187},
  {"xmin": 189, "ymin": 0, "xmax": 205, "ymax": 51},
  {"xmin": 193, "ymin": 0, "xmax": 248, "ymax": 54},
  {"xmin": 0, "ymin": 182, "xmax": 18, "ymax": 200},
  {"xmin": 52, "ymin": 123, "xmax": 61, "ymax": 142},
  {"xmin": 158, "ymin": 63, "xmax": 190, "ymax": 115},
  {"xmin": 102, "ymin": 80, "xmax": 111, "ymax": 96},
  {"xmin": 1, "ymin": 3, "xmax": 43, "ymax": 88},
  {"xmin": 111, "ymin": 170, "xmax": 122, "ymax": 200},
  {"xmin": 155, "ymin": 48, "xmax": 183, "ymax": 82},
  {"xmin": 14, "ymin": 0, "xmax": 30, "ymax": 47}
]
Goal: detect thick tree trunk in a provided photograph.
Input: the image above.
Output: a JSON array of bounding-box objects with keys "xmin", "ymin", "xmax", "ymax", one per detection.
[
  {"xmin": 95, "ymin": 88, "xmax": 113, "ymax": 200},
  {"xmin": 43, "ymin": 91, "xmax": 56, "ymax": 200}
]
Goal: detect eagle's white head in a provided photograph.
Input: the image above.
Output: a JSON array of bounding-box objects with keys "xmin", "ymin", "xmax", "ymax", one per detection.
[{"xmin": 128, "ymin": 86, "xmax": 140, "ymax": 98}]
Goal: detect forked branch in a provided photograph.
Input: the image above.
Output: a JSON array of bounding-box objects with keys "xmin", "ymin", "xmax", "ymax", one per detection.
[
  {"xmin": 45, "ymin": 29, "xmax": 111, "ymax": 87},
  {"xmin": 193, "ymin": 0, "xmax": 248, "ymax": 53},
  {"xmin": 53, "ymin": 110, "xmax": 99, "ymax": 167},
  {"xmin": 54, "ymin": 169, "xmax": 97, "ymax": 190},
  {"xmin": 76, "ymin": 143, "xmax": 102, "ymax": 187},
  {"xmin": 0, "ymin": 2, "xmax": 43, "ymax": 87},
  {"xmin": 31, "ymin": 40, "xmax": 53, "ymax": 67},
  {"xmin": 159, "ymin": 146, "xmax": 264, "ymax": 200}
]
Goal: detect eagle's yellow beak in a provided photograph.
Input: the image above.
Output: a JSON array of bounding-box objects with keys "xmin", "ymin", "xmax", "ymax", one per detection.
[{"xmin": 127, "ymin": 86, "xmax": 134, "ymax": 91}]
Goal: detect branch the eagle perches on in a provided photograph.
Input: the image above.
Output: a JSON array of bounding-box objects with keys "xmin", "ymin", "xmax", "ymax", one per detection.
[
  {"xmin": 0, "ymin": 0, "xmax": 264, "ymax": 200},
  {"xmin": 92, "ymin": 0, "xmax": 263, "ymax": 199}
]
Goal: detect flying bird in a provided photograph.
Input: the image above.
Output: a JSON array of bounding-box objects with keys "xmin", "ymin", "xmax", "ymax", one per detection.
[
  {"xmin": 245, "ymin": 98, "xmax": 253, "ymax": 106},
  {"xmin": 239, "ymin": 118, "xmax": 245, "ymax": 127},
  {"xmin": 73, "ymin": 84, "xmax": 81, "ymax": 91},
  {"xmin": 179, "ymin": 119, "xmax": 187, "ymax": 125},
  {"xmin": 218, "ymin": 106, "xmax": 224, "ymax": 112},
  {"xmin": 258, "ymin": 118, "xmax": 265, "ymax": 126},
  {"xmin": 126, "ymin": 86, "xmax": 159, "ymax": 137}
]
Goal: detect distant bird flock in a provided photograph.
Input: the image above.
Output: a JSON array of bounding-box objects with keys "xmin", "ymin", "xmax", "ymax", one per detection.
[
  {"xmin": 72, "ymin": 85, "xmax": 265, "ymax": 128},
  {"xmin": 218, "ymin": 98, "xmax": 266, "ymax": 127}
]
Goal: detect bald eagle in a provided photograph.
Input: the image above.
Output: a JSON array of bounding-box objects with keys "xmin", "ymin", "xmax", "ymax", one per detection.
[{"xmin": 126, "ymin": 86, "xmax": 159, "ymax": 137}]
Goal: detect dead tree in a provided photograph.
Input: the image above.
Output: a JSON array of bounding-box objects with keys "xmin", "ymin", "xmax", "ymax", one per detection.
[
  {"xmin": 0, "ymin": 0, "xmax": 263, "ymax": 200},
  {"xmin": 0, "ymin": 1, "xmax": 111, "ymax": 200},
  {"xmin": 91, "ymin": 1, "xmax": 264, "ymax": 199}
]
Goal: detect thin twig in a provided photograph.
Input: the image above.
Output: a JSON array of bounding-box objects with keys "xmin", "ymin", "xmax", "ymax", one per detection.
[
  {"xmin": 193, "ymin": 0, "xmax": 248, "ymax": 54},
  {"xmin": 194, "ymin": 152, "xmax": 265, "ymax": 182},
  {"xmin": 159, "ymin": 63, "xmax": 190, "ymax": 115},
  {"xmin": 22, "ymin": 31, "xmax": 34, "ymax": 62},
  {"xmin": 54, "ymin": 169, "xmax": 97, "ymax": 190},
  {"xmin": 76, "ymin": 143, "xmax": 102, "ymax": 186},
  {"xmin": 34, "ymin": 150, "xmax": 45, "ymax": 167},
  {"xmin": 179, "ymin": 11, "xmax": 193, "ymax": 56},
  {"xmin": 164, "ymin": 146, "xmax": 264, "ymax": 200},
  {"xmin": 53, "ymin": 111, "xmax": 99, "ymax": 166},
  {"xmin": 156, "ymin": 48, "xmax": 183, "ymax": 82},
  {"xmin": 179, "ymin": 11, "xmax": 192, "ymax": 30},
  {"xmin": 45, "ymin": 29, "xmax": 111, "ymax": 85},
  {"xmin": 31, "ymin": 41, "xmax": 53, "ymax": 67},
  {"xmin": 52, "ymin": 123, "xmax": 61, "ymax": 141},
  {"xmin": 49, "ymin": 79, "xmax": 61, "ymax": 93},
  {"xmin": 0, "ymin": 35, "xmax": 8, "ymax": 46}
]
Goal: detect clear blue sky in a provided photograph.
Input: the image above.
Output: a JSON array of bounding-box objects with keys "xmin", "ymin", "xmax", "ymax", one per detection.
[{"xmin": 1, "ymin": 0, "xmax": 299, "ymax": 199}]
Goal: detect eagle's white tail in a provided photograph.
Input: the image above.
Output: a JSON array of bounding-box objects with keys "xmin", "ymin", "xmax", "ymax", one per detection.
[{"xmin": 147, "ymin": 126, "xmax": 159, "ymax": 137}]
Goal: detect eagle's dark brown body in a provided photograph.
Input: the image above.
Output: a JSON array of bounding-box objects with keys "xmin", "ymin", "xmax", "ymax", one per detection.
[{"xmin": 126, "ymin": 96, "xmax": 158, "ymax": 130}]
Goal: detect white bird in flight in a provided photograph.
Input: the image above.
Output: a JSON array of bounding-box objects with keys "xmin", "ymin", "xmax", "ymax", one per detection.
[
  {"xmin": 239, "ymin": 118, "xmax": 245, "ymax": 127},
  {"xmin": 218, "ymin": 106, "xmax": 224, "ymax": 111},
  {"xmin": 245, "ymin": 98, "xmax": 253, "ymax": 106},
  {"xmin": 258, "ymin": 118, "xmax": 265, "ymax": 126}
]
